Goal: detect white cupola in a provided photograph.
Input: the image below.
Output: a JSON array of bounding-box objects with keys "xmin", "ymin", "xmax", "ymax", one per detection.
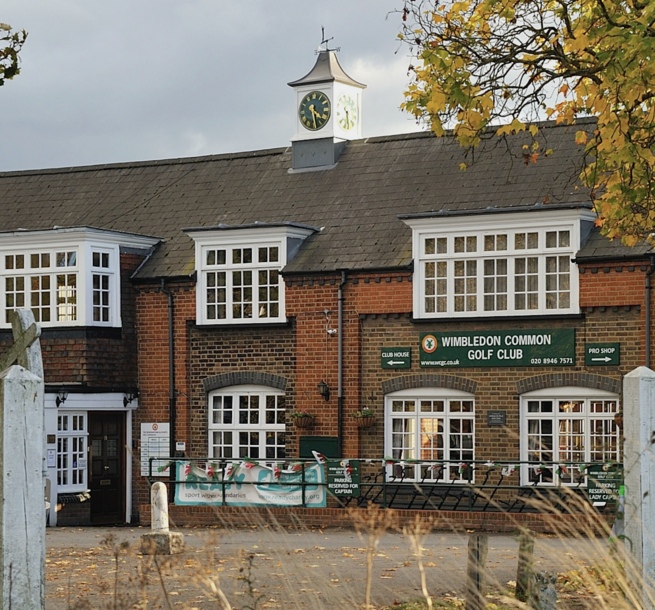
[{"xmin": 288, "ymin": 38, "xmax": 366, "ymax": 171}]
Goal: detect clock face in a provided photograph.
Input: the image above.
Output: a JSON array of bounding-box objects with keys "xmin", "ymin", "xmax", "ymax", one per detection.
[
  {"xmin": 337, "ymin": 94, "xmax": 357, "ymax": 131},
  {"xmin": 299, "ymin": 90, "xmax": 331, "ymax": 131}
]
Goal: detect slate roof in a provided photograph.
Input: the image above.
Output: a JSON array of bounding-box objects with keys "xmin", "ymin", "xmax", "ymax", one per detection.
[{"xmin": 0, "ymin": 120, "xmax": 645, "ymax": 280}]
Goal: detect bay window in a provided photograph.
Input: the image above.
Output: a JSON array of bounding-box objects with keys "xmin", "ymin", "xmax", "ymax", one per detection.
[{"xmin": 0, "ymin": 228, "xmax": 158, "ymax": 328}]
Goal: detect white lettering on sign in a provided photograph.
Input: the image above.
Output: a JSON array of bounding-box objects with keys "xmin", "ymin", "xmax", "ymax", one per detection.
[
  {"xmin": 442, "ymin": 334, "xmax": 552, "ymax": 348},
  {"xmin": 467, "ymin": 348, "xmax": 524, "ymax": 361},
  {"xmin": 443, "ymin": 335, "xmax": 501, "ymax": 347},
  {"xmin": 504, "ymin": 334, "xmax": 552, "ymax": 346},
  {"xmin": 382, "ymin": 350, "xmax": 410, "ymax": 358},
  {"xmin": 589, "ymin": 347, "xmax": 616, "ymax": 354}
]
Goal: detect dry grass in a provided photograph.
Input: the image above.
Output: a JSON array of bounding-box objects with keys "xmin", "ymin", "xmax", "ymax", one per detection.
[{"xmin": 44, "ymin": 492, "xmax": 651, "ymax": 610}]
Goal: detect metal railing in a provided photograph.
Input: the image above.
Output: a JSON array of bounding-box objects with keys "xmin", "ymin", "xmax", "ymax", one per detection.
[{"xmin": 147, "ymin": 457, "xmax": 622, "ymax": 513}]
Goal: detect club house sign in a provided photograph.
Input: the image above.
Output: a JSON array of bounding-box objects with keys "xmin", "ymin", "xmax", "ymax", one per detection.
[{"xmin": 420, "ymin": 329, "xmax": 575, "ymax": 368}]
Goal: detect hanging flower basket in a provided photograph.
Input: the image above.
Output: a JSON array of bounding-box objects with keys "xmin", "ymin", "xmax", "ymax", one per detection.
[
  {"xmin": 356, "ymin": 416, "xmax": 376, "ymax": 429},
  {"xmin": 291, "ymin": 412, "xmax": 316, "ymax": 429},
  {"xmin": 352, "ymin": 409, "xmax": 376, "ymax": 429}
]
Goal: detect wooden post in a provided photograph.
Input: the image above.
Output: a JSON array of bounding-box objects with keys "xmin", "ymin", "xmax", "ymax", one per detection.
[
  {"xmin": 0, "ymin": 310, "xmax": 45, "ymax": 610},
  {"xmin": 528, "ymin": 571, "xmax": 557, "ymax": 610},
  {"xmin": 465, "ymin": 533, "xmax": 488, "ymax": 610},
  {"xmin": 516, "ymin": 529, "xmax": 535, "ymax": 602},
  {"xmin": 623, "ymin": 367, "xmax": 655, "ymax": 608}
]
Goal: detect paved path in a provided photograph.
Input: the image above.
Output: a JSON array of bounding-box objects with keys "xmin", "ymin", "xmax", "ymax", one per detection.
[{"xmin": 46, "ymin": 525, "xmax": 609, "ymax": 609}]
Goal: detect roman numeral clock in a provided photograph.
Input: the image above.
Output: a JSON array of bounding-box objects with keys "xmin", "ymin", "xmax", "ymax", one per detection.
[{"xmin": 299, "ymin": 91, "xmax": 331, "ymax": 131}]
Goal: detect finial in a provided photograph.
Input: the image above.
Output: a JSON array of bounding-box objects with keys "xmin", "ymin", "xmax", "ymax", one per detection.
[{"xmin": 317, "ymin": 26, "xmax": 340, "ymax": 54}]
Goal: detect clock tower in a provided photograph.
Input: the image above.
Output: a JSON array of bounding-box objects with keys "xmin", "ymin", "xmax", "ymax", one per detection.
[{"xmin": 288, "ymin": 39, "xmax": 366, "ymax": 170}]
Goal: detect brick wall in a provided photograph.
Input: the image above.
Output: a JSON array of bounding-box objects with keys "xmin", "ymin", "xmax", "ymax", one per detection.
[
  {"xmin": 579, "ymin": 262, "xmax": 650, "ymax": 364},
  {"xmin": 138, "ymin": 503, "xmax": 608, "ymax": 535},
  {"xmin": 133, "ymin": 281, "xmax": 195, "ymax": 507},
  {"xmin": 132, "ymin": 263, "xmax": 650, "ymax": 523},
  {"xmin": 187, "ymin": 322, "xmax": 297, "ymax": 458}
]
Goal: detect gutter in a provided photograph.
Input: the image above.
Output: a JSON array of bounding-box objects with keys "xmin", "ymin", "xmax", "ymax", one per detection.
[
  {"xmin": 160, "ymin": 279, "xmax": 176, "ymax": 465},
  {"xmin": 338, "ymin": 270, "xmax": 346, "ymax": 456}
]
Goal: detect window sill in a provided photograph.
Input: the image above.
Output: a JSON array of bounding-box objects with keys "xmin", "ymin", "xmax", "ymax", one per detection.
[
  {"xmin": 410, "ymin": 312, "xmax": 585, "ymax": 325},
  {"xmin": 0, "ymin": 326, "xmax": 123, "ymax": 340},
  {"xmin": 190, "ymin": 319, "xmax": 292, "ymax": 330}
]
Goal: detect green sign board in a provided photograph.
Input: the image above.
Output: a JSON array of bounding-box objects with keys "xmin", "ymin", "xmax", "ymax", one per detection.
[
  {"xmin": 327, "ymin": 460, "xmax": 360, "ymax": 497},
  {"xmin": 587, "ymin": 464, "xmax": 623, "ymax": 505},
  {"xmin": 419, "ymin": 329, "xmax": 575, "ymax": 368},
  {"xmin": 585, "ymin": 343, "xmax": 620, "ymax": 366},
  {"xmin": 381, "ymin": 347, "xmax": 411, "ymax": 369}
]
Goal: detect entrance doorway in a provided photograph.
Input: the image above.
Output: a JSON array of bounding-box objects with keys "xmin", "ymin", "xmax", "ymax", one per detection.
[{"xmin": 89, "ymin": 412, "xmax": 125, "ymax": 524}]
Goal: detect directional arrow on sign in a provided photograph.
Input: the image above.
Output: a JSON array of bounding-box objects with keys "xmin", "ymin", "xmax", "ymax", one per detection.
[
  {"xmin": 386, "ymin": 360, "xmax": 405, "ymax": 366},
  {"xmin": 591, "ymin": 356, "xmax": 612, "ymax": 362}
]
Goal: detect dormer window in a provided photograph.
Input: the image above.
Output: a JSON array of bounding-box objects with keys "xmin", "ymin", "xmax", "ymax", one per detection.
[
  {"xmin": 402, "ymin": 208, "xmax": 594, "ymax": 319},
  {"xmin": 186, "ymin": 223, "xmax": 316, "ymax": 326},
  {"xmin": 0, "ymin": 228, "xmax": 159, "ymax": 328},
  {"xmin": 204, "ymin": 244, "xmax": 281, "ymax": 322}
]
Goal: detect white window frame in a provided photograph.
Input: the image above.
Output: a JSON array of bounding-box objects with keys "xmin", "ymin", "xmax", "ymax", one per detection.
[
  {"xmin": 3, "ymin": 247, "xmax": 80, "ymax": 325},
  {"xmin": 0, "ymin": 228, "xmax": 159, "ymax": 329},
  {"xmin": 89, "ymin": 247, "xmax": 115, "ymax": 325},
  {"xmin": 57, "ymin": 411, "xmax": 88, "ymax": 493},
  {"xmin": 519, "ymin": 386, "xmax": 620, "ymax": 486},
  {"xmin": 208, "ymin": 385, "xmax": 286, "ymax": 462},
  {"xmin": 189, "ymin": 226, "xmax": 314, "ymax": 326},
  {"xmin": 385, "ymin": 388, "xmax": 475, "ymax": 483},
  {"xmin": 404, "ymin": 209, "xmax": 594, "ymax": 319}
]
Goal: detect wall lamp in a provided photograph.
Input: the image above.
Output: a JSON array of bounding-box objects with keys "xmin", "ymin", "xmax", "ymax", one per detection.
[
  {"xmin": 123, "ymin": 392, "xmax": 138, "ymax": 407},
  {"xmin": 317, "ymin": 380, "xmax": 330, "ymax": 401},
  {"xmin": 55, "ymin": 391, "xmax": 68, "ymax": 408}
]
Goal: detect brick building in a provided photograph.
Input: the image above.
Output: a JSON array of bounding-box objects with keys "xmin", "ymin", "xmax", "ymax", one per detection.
[{"xmin": 0, "ymin": 48, "xmax": 650, "ymax": 525}]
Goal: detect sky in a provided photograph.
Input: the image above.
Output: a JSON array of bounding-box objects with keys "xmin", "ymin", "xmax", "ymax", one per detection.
[{"xmin": 1, "ymin": 1, "xmax": 423, "ymax": 172}]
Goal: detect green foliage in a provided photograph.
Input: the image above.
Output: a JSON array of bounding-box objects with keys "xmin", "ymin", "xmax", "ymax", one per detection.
[
  {"xmin": 0, "ymin": 23, "xmax": 26, "ymax": 87},
  {"xmin": 400, "ymin": 0, "xmax": 655, "ymax": 243},
  {"xmin": 289, "ymin": 410, "xmax": 317, "ymax": 419},
  {"xmin": 351, "ymin": 408, "xmax": 376, "ymax": 418}
]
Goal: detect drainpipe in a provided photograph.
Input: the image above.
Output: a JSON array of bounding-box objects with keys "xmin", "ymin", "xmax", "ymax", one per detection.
[
  {"xmin": 338, "ymin": 270, "xmax": 346, "ymax": 456},
  {"xmin": 160, "ymin": 279, "xmax": 176, "ymax": 465},
  {"xmin": 646, "ymin": 256, "xmax": 655, "ymax": 368}
]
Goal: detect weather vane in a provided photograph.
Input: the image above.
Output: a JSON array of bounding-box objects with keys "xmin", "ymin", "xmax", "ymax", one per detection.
[{"xmin": 317, "ymin": 27, "xmax": 340, "ymax": 54}]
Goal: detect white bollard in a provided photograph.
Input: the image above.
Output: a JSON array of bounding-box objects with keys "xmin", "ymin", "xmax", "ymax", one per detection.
[
  {"xmin": 141, "ymin": 480, "xmax": 184, "ymax": 555},
  {"xmin": 151, "ymin": 482, "xmax": 170, "ymax": 533}
]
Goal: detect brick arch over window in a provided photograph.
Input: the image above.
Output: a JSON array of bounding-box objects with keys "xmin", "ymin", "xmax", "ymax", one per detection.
[
  {"xmin": 203, "ymin": 372, "xmax": 288, "ymax": 394},
  {"xmin": 381, "ymin": 374, "xmax": 477, "ymax": 395},
  {"xmin": 516, "ymin": 373, "xmax": 620, "ymax": 395}
]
